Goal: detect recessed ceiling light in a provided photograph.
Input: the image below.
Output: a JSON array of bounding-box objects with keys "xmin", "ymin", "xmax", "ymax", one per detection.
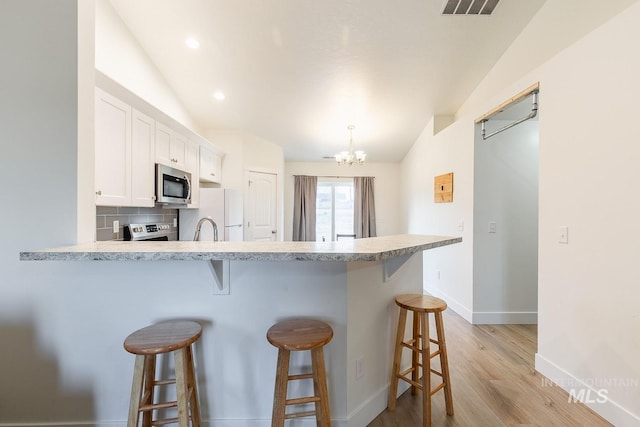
[
  {"xmin": 185, "ymin": 37, "xmax": 200, "ymax": 49},
  {"xmin": 212, "ymin": 91, "xmax": 225, "ymax": 101}
]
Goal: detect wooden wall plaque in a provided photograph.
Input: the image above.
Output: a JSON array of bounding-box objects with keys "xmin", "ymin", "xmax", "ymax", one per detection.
[{"xmin": 434, "ymin": 172, "xmax": 453, "ymax": 203}]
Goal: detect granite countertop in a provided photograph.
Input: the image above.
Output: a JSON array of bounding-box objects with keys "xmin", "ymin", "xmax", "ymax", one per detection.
[{"xmin": 20, "ymin": 234, "xmax": 462, "ymax": 262}]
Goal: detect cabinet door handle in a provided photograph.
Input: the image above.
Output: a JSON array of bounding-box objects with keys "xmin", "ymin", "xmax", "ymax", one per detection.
[
  {"xmin": 96, "ymin": 190, "xmax": 102, "ymax": 196},
  {"xmin": 272, "ymin": 230, "xmax": 277, "ymax": 234},
  {"xmin": 210, "ymin": 173, "xmax": 216, "ymax": 176}
]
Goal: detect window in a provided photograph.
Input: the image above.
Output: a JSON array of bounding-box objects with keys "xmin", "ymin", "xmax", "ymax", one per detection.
[{"xmin": 316, "ymin": 180, "xmax": 354, "ymax": 242}]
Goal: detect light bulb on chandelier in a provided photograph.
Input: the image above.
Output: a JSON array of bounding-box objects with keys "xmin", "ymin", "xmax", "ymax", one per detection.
[{"xmin": 335, "ymin": 125, "xmax": 366, "ymax": 165}]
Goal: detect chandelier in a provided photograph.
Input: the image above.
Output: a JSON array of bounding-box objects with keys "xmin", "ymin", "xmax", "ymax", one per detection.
[{"xmin": 335, "ymin": 125, "xmax": 366, "ymax": 165}]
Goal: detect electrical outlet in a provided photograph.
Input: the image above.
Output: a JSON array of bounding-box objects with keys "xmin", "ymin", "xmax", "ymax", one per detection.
[
  {"xmin": 488, "ymin": 221, "xmax": 497, "ymax": 233},
  {"xmin": 113, "ymin": 220, "xmax": 119, "ymax": 233},
  {"xmin": 173, "ymin": 218, "xmax": 178, "ymax": 227}
]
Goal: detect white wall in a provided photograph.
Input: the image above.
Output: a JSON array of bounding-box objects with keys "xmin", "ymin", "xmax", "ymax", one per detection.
[
  {"xmin": 284, "ymin": 162, "xmax": 402, "ymax": 241},
  {"xmin": 401, "ymin": 118, "xmax": 475, "ymax": 320},
  {"xmin": 95, "ymin": 0, "xmax": 196, "ymax": 131},
  {"xmin": 1, "ymin": 0, "xmax": 86, "ymax": 422},
  {"xmin": 77, "ymin": 0, "xmax": 96, "ymax": 244},
  {"xmin": 401, "ymin": 1, "xmax": 640, "ymax": 424},
  {"xmin": 473, "ymin": 120, "xmax": 539, "ymax": 324},
  {"xmin": 532, "ymin": 5, "xmax": 640, "ymax": 423}
]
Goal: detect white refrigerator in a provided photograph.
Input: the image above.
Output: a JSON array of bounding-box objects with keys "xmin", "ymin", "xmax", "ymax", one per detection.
[{"xmin": 179, "ymin": 188, "xmax": 244, "ymax": 241}]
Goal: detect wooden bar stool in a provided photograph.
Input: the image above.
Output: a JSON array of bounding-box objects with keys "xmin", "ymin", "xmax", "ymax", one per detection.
[
  {"xmin": 388, "ymin": 294, "xmax": 453, "ymax": 427},
  {"xmin": 124, "ymin": 320, "xmax": 203, "ymax": 427},
  {"xmin": 266, "ymin": 318, "xmax": 333, "ymax": 427}
]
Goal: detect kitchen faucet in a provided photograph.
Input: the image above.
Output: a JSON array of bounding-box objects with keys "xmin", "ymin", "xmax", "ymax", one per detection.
[{"xmin": 193, "ymin": 217, "xmax": 218, "ymax": 241}]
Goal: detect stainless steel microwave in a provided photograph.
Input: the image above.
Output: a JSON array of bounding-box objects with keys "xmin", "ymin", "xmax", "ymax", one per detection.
[{"xmin": 155, "ymin": 163, "xmax": 191, "ymax": 207}]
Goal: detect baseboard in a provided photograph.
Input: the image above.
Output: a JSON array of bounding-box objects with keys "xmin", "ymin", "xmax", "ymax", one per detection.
[
  {"xmin": 423, "ymin": 287, "xmax": 473, "ymax": 323},
  {"xmin": 535, "ymin": 353, "xmax": 640, "ymax": 426},
  {"xmin": 472, "ymin": 311, "xmax": 537, "ymax": 324},
  {"xmin": 202, "ymin": 419, "xmax": 332, "ymax": 427}
]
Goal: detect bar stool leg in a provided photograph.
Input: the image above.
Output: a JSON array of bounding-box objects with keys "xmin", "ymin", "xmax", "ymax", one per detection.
[
  {"xmin": 311, "ymin": 347, "xmax": 331, "ymax": 427},
  {"xmin": 141, "ymin": 355, "xmax": 156, "ymax": 427},
  {"xmin": 128, "ymin": 355, "xmax": 145, "ymax": 427},
  {"xmin": 435, "ymin": 311, "xmax": 454, "ymax": 416},
  {"xmin": 186, "ymin": 346, "xmax": 202, "ymax": 427},
  {"xmin": 272, "ymin": 349, "xmax": 290, "ymax": 427},
  {"xmin": 388, "ymin": 307, "xmax": 407, "ymax": 411},
  {"xmin": 411, "ymin": 312, "xmax": 420, "ymax": 395},
  {"xmin": 175, "ymin": 348, "xmax": 190, "ymax": 427},
  {"xmin": 421, "ymin": 313, "xmax": 432, "ymax": 427}
]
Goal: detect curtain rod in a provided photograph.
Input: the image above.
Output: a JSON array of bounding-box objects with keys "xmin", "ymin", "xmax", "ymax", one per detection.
[
  {"xmin": 293, "ymin": 175, "xmax": 375, "ymax": 179},
  {"xmin": 475, "ymin": 82, "xmax": 539, "ymax": 124},
  {"xmin": 481, "ymin": 91, "xmax": 538, "ymax": 140}
]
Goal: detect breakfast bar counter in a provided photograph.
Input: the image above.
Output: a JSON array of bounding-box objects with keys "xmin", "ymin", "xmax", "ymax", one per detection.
[
  {"xmin": 20, "ymin": 234, "xmax": 461, "ymax": 426},
  {"xmin": 20, "ymin": 234, "xmax": 461, "ymax": 262}
]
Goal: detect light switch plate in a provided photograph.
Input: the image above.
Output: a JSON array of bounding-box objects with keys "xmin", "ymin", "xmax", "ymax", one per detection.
[
  {"xmin": 113, "ymin": 220, "xmax": 119, "ymax": 233},
  {"xmin": 559, "ymin": 226, "xmax": 569, "ymax": 244}
]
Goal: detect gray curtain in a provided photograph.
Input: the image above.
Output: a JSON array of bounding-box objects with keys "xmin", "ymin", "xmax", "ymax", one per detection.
[
  {"xmin": 292, "ymin": 175, "xmax": 317, "ymax": 241},
  {"xmin": 354, "ymin": 177, "xmax": 376, "ymax": 238}
]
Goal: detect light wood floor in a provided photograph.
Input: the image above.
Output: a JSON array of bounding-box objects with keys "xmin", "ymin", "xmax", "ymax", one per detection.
[{"xmin": 368, "ymin": 309, "xmax": 612, "ymax": 427}]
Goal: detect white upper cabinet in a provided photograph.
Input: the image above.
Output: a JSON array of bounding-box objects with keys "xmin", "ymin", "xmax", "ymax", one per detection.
[
  {"xmin": 200, "ymin": 144, "xmax": 222, "ymax": 183},
  {"xmin": 95, "ymin": 78, "xmax": 225, "ymax": 209},
  {"xmin": 154, "ymin": 121, "xmax": 171, "ymax": 166},
  {"xmin": 155, "ymin": 122, "xmax": 187, "ymax": 170},
  {"xmin": 131, "ymin": 109, "xmax": 156, "ymax": 207},
  {"xmin": 95, "ymin": 88, "xmax": 157, "ymax": 207},
  {"xmin": 95, "ymin": 87, "xmax": 131, "ymax": 206},
  {"xmin": 171, "ymin": 132, "xmax": 187, "ymax": 169}
]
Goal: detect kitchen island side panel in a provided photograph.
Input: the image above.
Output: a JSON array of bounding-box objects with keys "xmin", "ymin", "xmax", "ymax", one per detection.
[
  {"xmin": 210, "ymin": 259, "xmax": 349, "ymax": 423},
  {"xmin": 346, "ymin": 253, "xmax": 423, "ymax": 425}
]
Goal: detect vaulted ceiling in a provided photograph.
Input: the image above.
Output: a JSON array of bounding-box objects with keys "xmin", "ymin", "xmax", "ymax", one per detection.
[{"xmin": 108, "ymin": 0, "xmax": 548, "ymax": 161}]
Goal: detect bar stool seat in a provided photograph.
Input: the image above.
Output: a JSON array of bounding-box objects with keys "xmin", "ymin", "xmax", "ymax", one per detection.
[
  {"xmin": 388, "ymin": 294, "xmax": 454, "ymax": 427},
  {"xmin": 267, "ymin": 318, "xmax": 333, "ymax": 427},
  {"xmin": 124, "ymin": 320, "xmax": 202, "ymax": 427}
]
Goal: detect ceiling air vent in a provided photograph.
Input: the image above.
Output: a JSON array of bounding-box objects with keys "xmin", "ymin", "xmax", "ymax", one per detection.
[{"xmin": 442, "ymin": 0, "xmax": 500, "ymax": 15}]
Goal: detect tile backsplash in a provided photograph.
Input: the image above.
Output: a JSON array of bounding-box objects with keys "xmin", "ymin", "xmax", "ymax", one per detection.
[{"xmin": 96, "ymin": 206, "xmax": 179, "ymax": 241}]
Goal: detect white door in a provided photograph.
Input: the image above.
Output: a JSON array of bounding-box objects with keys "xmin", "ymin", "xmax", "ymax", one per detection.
[{"xmin": 246, "ymin": 171, "xmax": 277, "ymax": 241}]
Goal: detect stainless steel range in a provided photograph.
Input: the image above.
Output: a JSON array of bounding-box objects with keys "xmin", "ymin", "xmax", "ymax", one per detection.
[{"xmin": 123, "ymin": 223, "xmax": 174, "ymax": 241}]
